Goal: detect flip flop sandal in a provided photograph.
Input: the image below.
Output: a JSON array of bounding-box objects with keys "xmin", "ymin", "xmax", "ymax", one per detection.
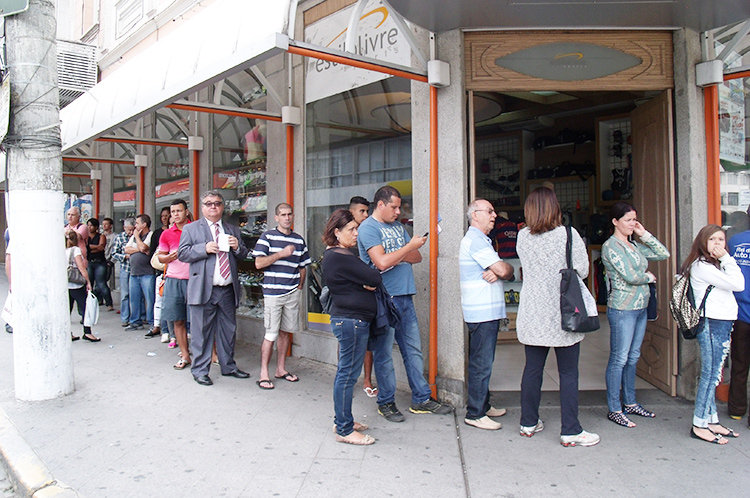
[
  {"xmin": 332, "ymin": 422, "xmax": 369, "ymax": 433},
  {"xmin": 256, "ymin": 379, "xmax": 274, "ymax": 390},
  {"xmin": 173, "ymin": 359, "xmax": 191, "ymax": 370},
  {"xmin": 691, "ymin": 426, "xmax": 727, "ymax": 444},
  {"xmin": 335, "ymin": 433, "xmax": 375, "ymax": 445},
  {"xmin": 364, "ymin": 387, "xmax": 378, "ymax": 398},
  {"xmin": 275, "ymin": 372, "xmax": 299, "ymax": 382},
  {"xmin": 709, "ymin": 424, "xmax": 740, "ymax": 438}
]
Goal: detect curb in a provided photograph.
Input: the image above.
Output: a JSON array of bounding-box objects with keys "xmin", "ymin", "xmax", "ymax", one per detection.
[{"xmin": 0, "ymin": 406, "xmax": 83, "ymax": 498}]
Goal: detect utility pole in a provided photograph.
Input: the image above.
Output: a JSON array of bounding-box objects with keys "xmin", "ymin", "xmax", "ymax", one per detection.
[{"xmin": 4, "ymin": 0, "xmax": 75, "ymax": 400}]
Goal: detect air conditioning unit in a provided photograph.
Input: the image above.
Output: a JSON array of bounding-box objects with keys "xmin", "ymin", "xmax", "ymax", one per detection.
[
  {"xmin": 57, "ymin": 40, "xmax": 98, "ymax": 108},
  {"xmin": 499, "ymin": 116, "xmax": 554, "ymax": 132}
]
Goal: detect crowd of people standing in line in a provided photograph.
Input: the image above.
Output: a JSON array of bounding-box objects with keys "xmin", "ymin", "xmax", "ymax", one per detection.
[{"xmin": 50, "ymin": 184, "xmax": 750, "ymax": 448}]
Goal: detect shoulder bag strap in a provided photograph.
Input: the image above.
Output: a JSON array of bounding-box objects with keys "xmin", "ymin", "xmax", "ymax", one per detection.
[
  {"xmin": 698, "ymin": 285, "xmax": 715, "ymax": 316},
  {"xmin": 565, "ymin": 224, "xmax": 573, "ymax": 270}
]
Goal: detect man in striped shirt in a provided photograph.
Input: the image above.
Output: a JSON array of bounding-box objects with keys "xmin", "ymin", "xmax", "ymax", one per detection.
[
  {"xmin": 459, "ymin": 199, "xmax": 514, "ymax": 430},
  {"xmin": 253, "ymin": 203, "xmax": 311, "ymax": 390}
]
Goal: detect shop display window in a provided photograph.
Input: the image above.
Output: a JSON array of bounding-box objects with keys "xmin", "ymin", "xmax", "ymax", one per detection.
[{"xmin": 304, "ymin": 78, "xmax": 412, "ymax": 325}]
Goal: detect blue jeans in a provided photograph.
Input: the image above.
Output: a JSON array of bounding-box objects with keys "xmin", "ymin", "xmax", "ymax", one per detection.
[
  {"xmin": 371, "ymin": 295, "xmax": 432, "ymax": 406},
  {"xmin": 521, "ymin": 343, "xmax": 582, "ymax": 436},
  {"xmin": 331, "ymin": 317, "xmax": 370, "ymax": 436},
  {"xmin": 129, "ymin": 274, "xmax": 155, "ymax": 326},
  {"xmin": 605, "ymin": 307, "xmax": 647, "ymax": 412},
  {"xmin": 89, "ymin": 261, "xmax": 112, "ymax": 307},
  {"xmin": 466, "ymin": 320, "xmax": 500, "ymax": 420},
  {"xmin": 694, "ymin": 318, "xmax": 733, "ymax": 427},
  {"xmin": 119, "ymin": 268, "xmax": 130, "ymax": 324}
]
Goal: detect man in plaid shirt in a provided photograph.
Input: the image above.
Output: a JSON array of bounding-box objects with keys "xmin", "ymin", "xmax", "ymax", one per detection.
[{"xmin": 112, "ymin": 217, "xmax": 135, "ymax": 327}]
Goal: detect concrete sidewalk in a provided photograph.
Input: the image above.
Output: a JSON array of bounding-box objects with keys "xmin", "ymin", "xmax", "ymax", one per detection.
[{"xmin": 1, "ymin": 275, "xmax": 750, "ymax": 497}]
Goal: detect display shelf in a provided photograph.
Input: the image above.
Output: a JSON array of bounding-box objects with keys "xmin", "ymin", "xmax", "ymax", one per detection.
[
  {"xmin": 596, "ymin": 114, "xmax": 633, "ymax": 205},
  {"xmin": 532, "ymin": 140, "xmax": 594, "ymax": 151}
]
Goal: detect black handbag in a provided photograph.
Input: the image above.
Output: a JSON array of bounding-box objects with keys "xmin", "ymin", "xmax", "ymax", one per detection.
[
  {"xmin": 67, "ymin": 249, "xmax": 86, "ymax": 285},
  {"xmin": 647, "ymin": 282, "xmax": 658, "ymax": 321},
  {"xmin": 560, "ymin": 225, "xmax": 600, "ymax": 333}
]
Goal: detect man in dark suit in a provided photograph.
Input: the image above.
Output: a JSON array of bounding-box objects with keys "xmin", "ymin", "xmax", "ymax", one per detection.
[{"xmin": 178, "ymin": 190, "xmax": 250, "ymax": 386}]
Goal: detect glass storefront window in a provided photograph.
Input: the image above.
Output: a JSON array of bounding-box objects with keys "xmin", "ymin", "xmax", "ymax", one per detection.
[
  {"xmin": 718, "ymin": 75, "xmax": 749, "ymax": 238},
  {"xmin": 305, "ymin": 77, "xmax": 412, "ymax": 317},
  {"xmin": 211, "ymin": 71, "xmax": 271, "ymax": 319}
]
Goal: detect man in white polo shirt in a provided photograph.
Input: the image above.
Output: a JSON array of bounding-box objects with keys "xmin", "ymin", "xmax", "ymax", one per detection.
[{"xmin": 459, "ymin": 198, "xmax": 514, "ymax": 430}]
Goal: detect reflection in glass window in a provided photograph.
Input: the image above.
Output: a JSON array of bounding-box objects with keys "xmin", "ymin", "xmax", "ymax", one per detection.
[{"xmin": 305, "ymin": 78, "xmax": 412, "ymax": 316}]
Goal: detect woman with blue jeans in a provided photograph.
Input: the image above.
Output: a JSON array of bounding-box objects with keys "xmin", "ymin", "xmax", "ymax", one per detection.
[
  {"xmin": 685, "ymin": 224, "xmax": 744, "ymax": 444},
  {"xmin": 601, "ymin": 202, "xmax": 669, "ymax": 427},
  {"xmin": 322, "ymin": 209, "xmax": 382, "ymax": 446}
]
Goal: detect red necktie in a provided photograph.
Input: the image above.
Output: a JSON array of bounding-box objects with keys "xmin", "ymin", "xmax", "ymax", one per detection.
[{"xmin": 214, "ymin": 223, "xmax": 230, "ymax": 280}]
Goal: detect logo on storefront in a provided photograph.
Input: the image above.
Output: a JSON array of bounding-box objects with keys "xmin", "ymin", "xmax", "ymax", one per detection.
[{"xmin": 495, "ymin": 42, "xmax": 642, "ymax": 81}]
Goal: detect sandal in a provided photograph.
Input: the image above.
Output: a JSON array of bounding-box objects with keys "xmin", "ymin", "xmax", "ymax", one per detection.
[
  {"xmin": 332, "ymin": 422, "xmax": 369, "ymax": 433},
  {"xmin": 624, "ymin": 404, "xmax": 655, "ymax": 418},
  {"xmin": 275, "ymin": 372, "xmax": 299, "ymax": 382},
  {"xmin": 335, "ymin": 433, "xmax": 375, "ymax": 445},
  {"xmin": 173, "ymin": 358, "xmax": 191, "ymax": 370},
  {"xmin": 82, "ymin": 334, "xmax": 101, "ymax": 342},
  {"xmin": 708, "ymin": 423, "xmax": 740, "ymax": 438},
  {"xmin": 256, "ymin": 379, "xmax": 274, "ymax": 390},
  {"xmin": 691, "ymin": 425, "xmax": 728, "ymax": 445},
  {"xmin": 608, "ymin": 411, "xmax": 636, "ymax": 428},
  {"xmin": 364, "ymin": 386, "xmax": 378, "ymax": 398}
]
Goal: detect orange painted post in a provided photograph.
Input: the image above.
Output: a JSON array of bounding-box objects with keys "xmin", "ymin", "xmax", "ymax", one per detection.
[
  {"xmin": 428, "ymin": 85, "xmax": 438, "ymax": 398},
  {"xmin": 192, "ymin": 150, "xmax": 200, "ymax": 219},
  {"xmin": 286, "ymin": 123, "xmax": 295, "ymax": 358},
  {"xmin": 704, "ymin": 85, "xmax": 721, "ymax": 226},
  {"xmin": 725, "ymin": 70, "xmax": 750, "ymax": 81},
  {"xmin": 94, "ymin": 179, "xmax": 100, "ymax": 218},
  {"xmin": 138, "ymin": 166, "xmax": 145, "ymax": 214}
]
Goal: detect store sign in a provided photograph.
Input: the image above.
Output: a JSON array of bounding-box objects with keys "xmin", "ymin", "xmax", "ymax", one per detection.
[
  {"xmin": 494, "ymin": 42, "xmax": 642, "ymax": 81},
  {"xmin": 304, "ymin": 0, "xmax": 411, "ymax": 103}
]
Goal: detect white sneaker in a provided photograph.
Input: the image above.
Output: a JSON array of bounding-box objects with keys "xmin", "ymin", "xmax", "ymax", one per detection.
[
  {"xmin": 486, "ymin": 406, "xmax": 507, "ymax": 417},
  {"xmin": 160, "ymin": 333, "xmax": 169, "ymax": 343},
  {"xmin": 520, "ymin": 419, "xmax": 544, "ymax": 437},
  {"xmin": 464, "ymin": 416, "xmax": 502, "ymax": 430},
  {"xmin": 560, "ymin": 430, "xmax": 600, "ymax": 447}
]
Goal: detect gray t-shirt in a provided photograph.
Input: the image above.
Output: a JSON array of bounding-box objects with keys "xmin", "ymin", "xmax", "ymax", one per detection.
[{"xmin": 129, "ymin": 231, "xmax": 154, "ymax": 277}]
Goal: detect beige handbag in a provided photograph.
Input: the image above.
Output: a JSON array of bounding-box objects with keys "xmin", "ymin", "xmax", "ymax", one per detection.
[{"xmin": 150, "ymin": 251, "xmax": 166, "ymax": 271}]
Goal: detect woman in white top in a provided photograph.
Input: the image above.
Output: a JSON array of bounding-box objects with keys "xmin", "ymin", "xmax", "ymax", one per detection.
[
  {"xmin": 684, "ymin": 224, "xmax": 744, "ymax": 444},
  {"xmin": 66, "ymin": 231, "xmax": 99, "ymax": 342}
]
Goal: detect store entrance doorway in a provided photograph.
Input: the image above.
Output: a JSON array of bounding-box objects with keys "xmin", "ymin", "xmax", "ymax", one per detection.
[{"xmin": 470, "ymin": 89, "xmax": 677, "ymax": 394}]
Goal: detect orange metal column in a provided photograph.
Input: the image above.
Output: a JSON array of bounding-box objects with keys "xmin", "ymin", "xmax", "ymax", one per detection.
[
  {"xmin": 704, "ymin": 85, "xmax": 721, "ymax": 226},
  {"xmin": 138, "ymin": 166, "xmax": 145, "ymax": 215},
  {"xmin": 192, "ymin": 150, "xmax": 200, "ymax": 219},
  {"xmin": 286, "ymin": 125, "xmax": 294, "ymax": 207},
  {"xmin": 428, "ymin": 85, "xmax": 438, "ymax": 398},
  {"xmin": 94, "ymin": 179, "xmax": 100, "ymax": 218}
]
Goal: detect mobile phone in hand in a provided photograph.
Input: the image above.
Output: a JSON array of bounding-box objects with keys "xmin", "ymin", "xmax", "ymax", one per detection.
[{"xmin": 423, "ymin": 232, "xmax": 429, "ymax": 237}]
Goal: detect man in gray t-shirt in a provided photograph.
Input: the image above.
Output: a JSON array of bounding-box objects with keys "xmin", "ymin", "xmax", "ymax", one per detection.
[{"xmin": 124, "ymin": 214, "xmax": 154, "ymax": 330}]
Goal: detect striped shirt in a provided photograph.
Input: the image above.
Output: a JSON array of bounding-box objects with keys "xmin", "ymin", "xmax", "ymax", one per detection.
[
  {"xmin": 252, "ymin": 228, "xmax": 311, "ymax": 297},
  {"xmin": 459, "ymin": 226, "xmax": 506, "ymax": 323}
]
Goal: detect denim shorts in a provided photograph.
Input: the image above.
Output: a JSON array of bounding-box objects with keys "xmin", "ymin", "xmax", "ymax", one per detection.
[{"xmin": 161, "ymin": 277, "xmax": 188, "ymax": 321}]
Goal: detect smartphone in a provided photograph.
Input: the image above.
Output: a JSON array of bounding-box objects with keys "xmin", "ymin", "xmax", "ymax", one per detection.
[{"xmin": 423, "ymin": 232, "xmax": 429, "ymax": 237}]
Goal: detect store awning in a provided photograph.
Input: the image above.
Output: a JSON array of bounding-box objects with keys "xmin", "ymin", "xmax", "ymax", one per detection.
[
  {"xmin": 386, "ymin": 0, "xmax": 750, "ymax": 33},
  {"xmin": 60, "ymin": 0, "xmax": 291, "ymax": 153}
]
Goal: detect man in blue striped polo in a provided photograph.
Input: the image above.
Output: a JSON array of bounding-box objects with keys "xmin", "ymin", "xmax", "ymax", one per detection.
[
  {"xmin": 253, "ymin": 203, "xmax": 311, "ymax": 390},
  {"xmin": 459, "ymin": 199, "xmax": 514, "ymax": 430}
]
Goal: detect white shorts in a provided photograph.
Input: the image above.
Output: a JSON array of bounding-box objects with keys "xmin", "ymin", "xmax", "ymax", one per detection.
[{"xmin": 263, "ymin": 288, "xmax": 300, "ymax": 341}]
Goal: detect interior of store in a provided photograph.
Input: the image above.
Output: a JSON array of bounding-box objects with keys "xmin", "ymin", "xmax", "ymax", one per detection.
[{"xmin": 473, "ymin": 90, "xmax": 662, "ymax": 391}]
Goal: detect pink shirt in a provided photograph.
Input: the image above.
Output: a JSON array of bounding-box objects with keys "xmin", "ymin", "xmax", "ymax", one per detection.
[
  {"xmin": 66, "ymin": 223, "xmax": 89, "ymax": 268},
  {"xmin": 159, "ymin": 223, "xmax": 190, "ymax": 280}
]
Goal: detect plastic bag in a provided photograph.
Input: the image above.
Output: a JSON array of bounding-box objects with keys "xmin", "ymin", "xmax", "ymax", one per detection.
[{"xmin": 83, "ymin": 291, "xmax": 99, "ymax": 327}]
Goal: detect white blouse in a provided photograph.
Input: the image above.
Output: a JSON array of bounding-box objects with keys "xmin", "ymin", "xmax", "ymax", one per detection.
[{"xmin": 690, "ymin": 254, "xmax": 744, "ymax": 320}]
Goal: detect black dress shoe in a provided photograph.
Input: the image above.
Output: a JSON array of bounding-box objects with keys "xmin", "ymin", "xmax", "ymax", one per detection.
[
  {"xmin": 194, "ymin": 375, "xmax": 213, "ymax": 386},
  {"xmin": 222, "ymin": 369, "xmax": 250, "ymax": 379}
]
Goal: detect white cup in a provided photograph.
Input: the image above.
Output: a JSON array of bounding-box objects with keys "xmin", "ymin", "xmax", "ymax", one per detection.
[{"xmin": 218, "ymin": 233, "xmax": 230, "ymax": 252}]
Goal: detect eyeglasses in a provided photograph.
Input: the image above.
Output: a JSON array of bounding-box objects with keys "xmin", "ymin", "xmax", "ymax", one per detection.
[
  {"xmin": 203, "ymin": 201, "xmax": 223, "ymax": 208},
  {"xmin": 475, "ymin": 209, "xmax": 495, "ymax": 215}
]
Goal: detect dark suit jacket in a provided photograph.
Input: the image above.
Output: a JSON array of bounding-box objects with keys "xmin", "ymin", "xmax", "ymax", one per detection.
[{"xmin": 177, "ymin": 218, "xmax": 249, "ymax": 307}]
